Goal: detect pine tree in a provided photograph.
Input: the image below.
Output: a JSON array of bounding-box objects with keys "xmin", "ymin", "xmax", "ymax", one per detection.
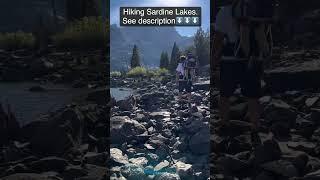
[
  {"xmin": 163, "ymin": 52, "xmax": 169, "ymax": 69},
  {"xmin": 169, "ymin": 42, "xmax": 180, "ymax": 73},
  {"xmin": 131, "ymin": 45, "xmax": 141, "ymax": 68},
  {"xmin": 194, "ymin": 27, "xmax": 210, "ymax": 66},
  {"xmin": 159, "ymin": 52, "xmax": 165, "ymax": 68},
  {"xmin": 159, "ymin": 51, "xmax": 170, "ymax": 69}
]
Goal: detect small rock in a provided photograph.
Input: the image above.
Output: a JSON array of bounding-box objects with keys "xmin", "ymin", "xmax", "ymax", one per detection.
[
  {"xmin": 110, "ymin": 148, "xmax": 129, "ymax": 166},
  {"xmin": 229, "ymin": 103, "xmax": 248, "ymax": 120},
  {"xmin": 154, "ymin": 160, "xmax": 170, "ymax": 172},
  {"xmin": 305, "ymin": 97, "xmax": 320, "ymax": 107},
  {"xmin": 252, "ymin": 138, "xmax": 282, "ymax": 165},
  {"xmin": 120, "ymin": 164, "xmax": 146, "ymax": 180},
  {"xmin": 83, "ymin": 152, "xmax": 107, "ymax": 166},
  {"xmin": 129, "ymin": 157, "xmax": 148, "ymax": 167},
  {"xmin": 175, "ymin": 161, "xmax": 193, "ymax": 179},
  {"xmin": 154, "ymin": 172, "xmax": 181, "ymax": 180},
  {"xmin": 261, "ymin": 160, "xmax": 299, "ymax": 178},
  {"xmin": 287, "ymin": 141, "xmax": 316, "ymax": 155},
  {"xmin": 62, "ymin": 165, "xmax": 88, "ymax": 179},
  {"xmin": 29, "ymin": 156, "xmax": 69, "ymax": 173}
]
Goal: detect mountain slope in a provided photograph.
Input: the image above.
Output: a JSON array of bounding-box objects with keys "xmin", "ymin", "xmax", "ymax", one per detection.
[{"xmin": 110, "ymin": 25, "xmax": 194, "ymax": 70}]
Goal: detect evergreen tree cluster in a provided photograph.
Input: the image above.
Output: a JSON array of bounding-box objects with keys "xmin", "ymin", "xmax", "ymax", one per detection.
[
  {"xmin": 169, "ymin": 42, "xmax": 181, "ymax": 73},
  {"xmin": 130, "ymin": 45, "xmax": 141, "ymax": 68},
  {"xmin": 194, "ymin": 27, "xmax": 210, "ymax": 66},
  {"xmin": 159, "ymin": 51, "xmax": 169, "ymax": 69},
  {"xmin": 129, "ymin": 27, "xmax": 209, "ymax": 73}
]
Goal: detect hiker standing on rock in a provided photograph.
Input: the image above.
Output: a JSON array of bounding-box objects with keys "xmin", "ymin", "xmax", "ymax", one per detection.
[
  {"xmin": 212, "ymin": 0, "xmax": 274, "ymax": 144},
  {"xmin": 176, "ymin": 54, "xmax": 196, "ymax": 106}
]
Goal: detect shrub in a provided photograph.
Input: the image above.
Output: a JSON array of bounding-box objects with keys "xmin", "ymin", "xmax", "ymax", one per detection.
[
  {"xmin": 146, "ymin": 70, "xmax": 156, "ymax": 77},
  {"xmin": 0, "ymin": 31, "xmax": 35, "ymax": 50},
  {"xmin": 110, "ymin": 71, "xmax": 122, "ymax": 77},
  {"xmin": 127, "ymin": 67, "xmax": 147, "ymax": 77},
  {"xmin": 53, "ymin": 16, "xmax": 108, "ymax": 50},
  {"xmin": 154, "ymin": 68, "xmax": 169, "ymax": 77}
]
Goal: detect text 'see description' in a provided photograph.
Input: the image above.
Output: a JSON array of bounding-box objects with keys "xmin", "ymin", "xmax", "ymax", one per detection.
[{"xmin": 120, "ymin": 7, "xmax": 201, "ymax": 26}]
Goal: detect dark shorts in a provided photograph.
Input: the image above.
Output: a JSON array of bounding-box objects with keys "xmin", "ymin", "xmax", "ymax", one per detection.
[
  {"xmin": 220, "ymin": 60, "xmax": 262, "ymax": 98},
  {"xmin": 179, "ymin": 80, "xmax": 192, "ymax": 93}
]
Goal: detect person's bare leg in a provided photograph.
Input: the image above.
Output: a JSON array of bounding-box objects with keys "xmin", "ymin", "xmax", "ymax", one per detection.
[
  {"xmin": 248, "ymin": 98, "xmax": 260, "ymax": 131},
  {"xmin": 219, "ymin": 96, "xmax": 230, "ymax": 124}
]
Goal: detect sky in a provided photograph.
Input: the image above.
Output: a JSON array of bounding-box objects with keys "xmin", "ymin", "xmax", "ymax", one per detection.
[{"xmin": 110, "ymin": 0, "xmax": 210, "ymax": 37}]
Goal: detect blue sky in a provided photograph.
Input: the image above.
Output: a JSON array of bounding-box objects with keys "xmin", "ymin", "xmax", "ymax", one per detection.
[{"xmin": 110, "ymin": 0, "xmax": 210, "ymax": 37}]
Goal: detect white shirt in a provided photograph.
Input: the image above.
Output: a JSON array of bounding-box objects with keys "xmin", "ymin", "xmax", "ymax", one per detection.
[
  {"xmin": 176, "ymin": 63, "xmax": 184, "ymax": 76},
  {"xmin": 214, "ymin": 5, "xmax": 238, "ymax": 43}
]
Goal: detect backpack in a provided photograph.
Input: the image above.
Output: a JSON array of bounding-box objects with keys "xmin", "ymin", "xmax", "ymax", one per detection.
[
  {"xmin": 185, "ymin": 54, "xmax": 197, "ymax": 69},
  {"xmin": 183, "ymin": 54, "xmax": 197, "ymax": 81},
  {"xmin": 232, "ymin": 0, "xmax": 275, "ymax": 60}
]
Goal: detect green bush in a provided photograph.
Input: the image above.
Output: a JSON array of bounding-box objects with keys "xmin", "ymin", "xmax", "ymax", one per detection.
[
  {"xmin": 127, "ymin": 67, "xmax": 147, "ymax": 77},
  {"xmin": 0, "ymin": 31, "xmax": 35, "ymax": 50},
  {"xmin": 146, "ymin": 70, "xmax": 156, "ymax": 77},
  {"xmin": 53, "ymin": 16, "xmax": 108, "ymax": 50},
  {"xmin": 110, "ymin": 71, "xmax": 122, "ymax": 77},
  {"xmin": 154, "ymin": 68, "xmax": 169, "ymax": 76},
  {"xmin": 126, "ymin": 67, "xmax": 170, "ymax": 78}
]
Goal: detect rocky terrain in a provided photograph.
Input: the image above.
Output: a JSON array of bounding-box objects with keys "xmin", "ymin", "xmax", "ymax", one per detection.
[
  {"xmin": 0, "ymin": 48, "xmax": 109, "ymax": 179},
  {"xmin": 0, "ymin": 49, "xmax": 107, "ymax": 87},
  {"xmin": 211, "ymin": 86, "xmax": 320, "ymax": 180},
  {"xmin": 0, "ymin": 87, "xmax": 109, "ymax": 180},
  {"xmin": 209, "ymin": 5, "xmax": 320, "ymax": 178},
  {"xmin": 110, "ymin": 77, "xmax": 210, "ymax": 179},
  {"xmin": 210, "ymin": 44, "xmax": 320, "ymax": 179}
]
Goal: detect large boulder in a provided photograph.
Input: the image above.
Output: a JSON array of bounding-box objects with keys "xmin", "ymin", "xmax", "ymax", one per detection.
[
  {"xmin": 29, "ymin": 156, "xmax": 69, "ymax": 173},
  {"xmin": 110, "ymin": 148, "xmax": 129, "ymax": 166},
  {"xmin": 175, "ymin": 161, "xmax": 193, "ymax": 179},
  {"xmin": 252, "ymin": 139, "xmax": 282, "ymax": 165},
  {"xmin": 189, "ymin": 126, "xmax": 210, "ymax": 155},
  {"xmin": 193, "ymin": 80, "xmax": 210, "ymax": 91},
  {"xmin": 217, "ymin": 155, "xmax": 250, "ymax": 176},
  {"xmin": 117, "ymin": 95, "xmax": 136, "ymax": 111},
  {"xmin": 263, "ymin": 99, "xmax": 297, "ymax": 126},
  {"xmin": 27, "ymin": 108, "xmax": 84, "ymax": 156},
  {"xmin": 260, "ymin": 160, "xmax": 299, "ymax": 178},
  {"xmin": 120, "ymin": 164, "xmax": 147, "ymax": 180},
  {"xmin": 61, "ymin": 165, "xmax": 88, "ymax": 179},
  {"xmin": 264, "ymin": 60, "xmax": 320, "ymax": 91},
  {"xmin": 154, "ymin": 172, "xmax": 181, "ymax": 180},
  {"xmin": 83, "ymin": 152, "xmax": 108, "ymax": 166},
  {"xmin": 110, "ymin": 116, "xmax": 147, "ymax": 144},
  {"xmin": 81, "ymin": 164, "xmax": 108, "ymax": 180}
]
